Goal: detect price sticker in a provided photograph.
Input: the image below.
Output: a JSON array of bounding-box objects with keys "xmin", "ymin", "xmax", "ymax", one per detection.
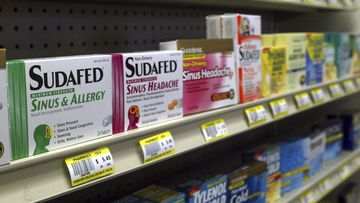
[
  {"xmin": 65, "ymin": 147, "xmax": 115, "ymax": 187},
  {"xmin": 343, "ymin": 80, "xmax": 356, "ymax": 93},
  {"xmin": 201, "ymin": 118, "xmax": 229, "ymax": 142},
  {"xmin": 245, "ymin": 105, "xmax": 267, "ymax": 127},
  {"xmin": 300, "ymin": 191, "xmax": 316, "ymax": 203},
  {"xmin": 355, "ymin": 77, "xmax": 360, "ymax": 87},
  {"xmin": 319, "ymin": 178, "xmax": 332, "ymax": 193},
  {"xmin": 139, "ymin": 131, "xmax": 175, "ymax": 163},
  {"xmin": 339, "ymin": 165, "xmax": 351, "ymax": 179},
  {"xmin": 295, "ymin": 93, "xmax": 312, "ymax": 110},
  {"xmin": 310, "ymin": 88, "xmax": 325, "ymax": 104},
  {"xmin": 329, "ymin": 83, "xmax": 344, "ymax": 98},
  {"xmin": 303, "ymin": 0, "xmax": 315, "ymax": 4},
  {"xmin": 269, "ymin": 98, "xmax": 289, "ymax": 119},
  {"xmin": 327, "ymin": 0, "xmax": 340, "ymax": 6}
]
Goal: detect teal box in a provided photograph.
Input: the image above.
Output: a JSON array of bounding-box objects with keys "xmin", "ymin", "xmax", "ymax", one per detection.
[
  {"xmin": 325, "ymin": 32, "xmax": 351, "ymax": 78},
  {"xmin": 280, "ymin": 137, "xmax": 310, "ymax": 195},
  {"xmin": 177, "ymin": 174, "xmax": 227, "ymax": 203}
]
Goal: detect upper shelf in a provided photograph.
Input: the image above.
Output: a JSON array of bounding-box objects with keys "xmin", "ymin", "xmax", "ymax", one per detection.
[
  {"xmin": 79, "ymin": 0, "xmax": 357, "ymax": 12},
  {"xmin": 0, "ymin": 74, "xmax": 359, "ymax": 202}
]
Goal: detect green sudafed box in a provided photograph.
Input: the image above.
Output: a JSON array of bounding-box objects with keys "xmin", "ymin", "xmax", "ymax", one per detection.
[{"xmin": 7, "ymin": 55, "xmax": 113, "ymax": 160}]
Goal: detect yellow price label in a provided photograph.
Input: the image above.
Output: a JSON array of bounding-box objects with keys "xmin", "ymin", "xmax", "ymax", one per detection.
[
  {"xmin": 303, "ymin": 0, "xmax": 315, "ymax": 5},
  {"xmin": 245, "ymin": 105, "xmax": 267, "ymax": 127},
  {"xmin": 65, "ymin": 147, "xmax": 115, "ymax": 187},
  {"xmin": 329, "ymin": 83, "xmax": 344, "ymax": 98},
  {"xmin": 310, "ymin": 88, "xmax": 325, "ymax": 104},
  {"xmin": 201, "ymin": 118, "xmax": 229, "ymax": 142},
  {"xmin": 301, "ymin": 191, "xmax": 316, "ymax": 203},
  {"xmin": 319, "ymin": 178, "xmax": 332, "ymax": 193},
  {"xmin": 295, "ymin": 93, "xmax": 312, "ymax": 110},
  {"xmin": 343, "ymin": 80, "xmax": 356, "ymax": 93},
  {"xmin": 355, "ymin": 77, "xmax": 360, "ymax": 87},
  {"xmin": 139, "ymin": 131, "xmax": 175, "ymax": 163},
  {"xmin": 269, "ymin": 98, "xmax": 289, "ymax": 119}
]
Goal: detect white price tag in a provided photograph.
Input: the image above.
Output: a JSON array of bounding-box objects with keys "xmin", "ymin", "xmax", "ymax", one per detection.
[
  {"xmin": 311, "ymin": 88, "xmax": 325, "ymax": 104},
  {"xmin": 201, "ymin": 118, "xmax": 229, "ymax": 142},
  {"xmin": 139, "ymin": 131, "xmax": 175, "ymax": 163},
  {"xmin": 329, "ymin": 83, "xmax": 344, "ymax": 98},
  {"xmin": 295, "ymin": 93, "xmax": 312, "ymax": 110},
  {"xmin": 328, "ymin": 0, "xmax": 339, "ymax": 5},
  {"xmin": 245, "ymin": 105, "xmax": 267, "ymax": 127},
  {"xmin": 65, "ymin": 147, "xmax": 115, "ymax": 186},
  {"xmin": 270, "ymin": 98, "xmax": 289, "ymax": 118},
  {"xmin": 343, "ymin": 80, "xmax": 356, "ymax": 93}
]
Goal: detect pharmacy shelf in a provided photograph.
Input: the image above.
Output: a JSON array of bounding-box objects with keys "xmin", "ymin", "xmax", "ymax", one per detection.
[
  {"xmin": 0, "ymin": 75, "xmax": 360, "ymax": 202},
  {"xmin": 129, "ymin": 0, "xmax": 355, "ymax": 11},
  {"xmin": 279, "ymin": 148, "xmax": 360, "ymax": 203},
  {"xmin": 76, "ymin": 0, "xmax": 355, "ymax": 11}
]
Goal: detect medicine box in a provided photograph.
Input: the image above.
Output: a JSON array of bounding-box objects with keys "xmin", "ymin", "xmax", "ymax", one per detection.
[
  {"xmin": 243, "ymin": 144, "xmax": 281, "ymax": 203},
  {"xmin": 0, "ymin": 49, "xmax": 10, "ymax": 165},
  {"xmin": 207, "ymin": 14, "xmax": 262, "ymax": 103},
  {"xmin": 228, "ymin": 161, "xmax": 267, "ymax": 203},
  {"xmin": 261, "ymin": 46, "xmax": 287, "ymax": 97},
  {"xmin": 306, "ymin": 33, "xmax": 324, "ymax": 85},
  {"xmin": 160, "ymin": 39, "xmax": 238, "ymax": 115},
  {"xmin": 112, "ymin": 51, "xmax": 183, "ymax": 132},
  {"xmin": 325, "ymin": 32, "xmax": 351, "ymax": 78},
  {"xmin": 280, "ymin": 136, "xmax": 310, "ymax": 195},
  {"xmin": 7, "ymin": 55, "xmax": 113, "ymax": 160},
  {"xmin": 177, "ymin": 174, "xmax": 228, "ymax": 203},
  {"xmin": 274, "ymin": 33, "xmax": 307, "ymax": 91}
]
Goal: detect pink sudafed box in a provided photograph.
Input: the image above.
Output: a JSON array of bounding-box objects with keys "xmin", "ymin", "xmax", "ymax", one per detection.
[
  {"xmin": 160, "ymin": 39, "xmax": 238, "ymax": 115},
  {"xmin": 112, "ymin": 51, "xmax": 183, "ymax": 133}
]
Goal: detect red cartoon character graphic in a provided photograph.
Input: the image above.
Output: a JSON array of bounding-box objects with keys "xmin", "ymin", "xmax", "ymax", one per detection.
[{"xmin": 128, "ymin": 105, "xmax": 140, "ymax": 130}]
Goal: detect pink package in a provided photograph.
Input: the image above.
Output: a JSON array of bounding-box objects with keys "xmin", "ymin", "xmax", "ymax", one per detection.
[
  {"xmin": 112, "ymin": 51, "xmax": 183, "ymax": 133},
  {"xmin": 160, "ymin": 39, "xmax": 238, "ymax": 115}
]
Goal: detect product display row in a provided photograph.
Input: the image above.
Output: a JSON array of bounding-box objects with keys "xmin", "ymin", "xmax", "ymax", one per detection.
[
  {"xmin": 1, "ymin": 12, "xmax": 360, "ymax": 166},
  {"xmin": 109, "ymin": 111, "xmax": 360, "ymax": 203}
]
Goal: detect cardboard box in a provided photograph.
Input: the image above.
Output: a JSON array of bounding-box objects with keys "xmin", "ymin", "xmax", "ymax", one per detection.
[
  {"xmin": 306, "ymin": 33, "xmax": 324, "ymax": 85},
  {"xmin": 350, "ymin": 33, "xmax": 360, "ymax": 75},
  {"xmin": 7, "ymin": 55, "xmax": 113, "ymax": 159},
  {"xmin": 243, "ymin": 146, "xmax": 281, "ymax": 203},
  {"xmin": 207, "ymin": 14, "xmax": 262, "ymax": 103},
  {"xmin": 325, "ymin": 32, "xmax": 351, "ymax": 78},
  {"xmin": 261, "ymin": 46, "xmax": 287, "ymax": 97},
  {"xmin": 0, "ymin": 49, "xmax": 10, "ymax": 165},
  {"xmin": 274, "ymin": 33, "xmax": 307, "ymax": 91},
  {"xmin": 309, "ymin": 131, "xmax": 326, "ymax": 176},
  {"xmin": 177, "ymin": 174, "xmax": 228, "ymax": 203},
  {"xmin": 228, "ymin": 161, "xmax": 267, "ymax": 203},
  {"xmin": 112, "ymin": 51, "xmax": 183, "ymax": 132},
  {"xmin": 160, "ymin": 39, "xmax": 238, "ymax": 115},
  {"xmin": 280, "ymin": 137, "xmax": 310, "ymax": 195},
  {"xmin": 323, "ymin": 42, "xmax": 338, "ymax": 82},
  {"xmin": 341, "ymin": 111, "xmax": 360, "ymax": 150}
]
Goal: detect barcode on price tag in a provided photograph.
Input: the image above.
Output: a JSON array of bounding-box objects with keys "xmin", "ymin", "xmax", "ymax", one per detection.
[
  {"xmin": 201, "ymin": 118, "xmax": 229, "ymax": 142},
  {"xmin": 295, "ymin": 93, "xmax": 312, "ymax": 110},
  {"xmin": 139, "ymin": 131, "xmax": 175, "ymax": 163},
  {"xmin": 339, "ymin": 165, "xmax": 351, "ymax": 179},
  {"xmin": 343, "ymin": 80, "xmax": 356, "ymax": 93},
  {"xmin": 319, "ymin": 178, "xmax": 332, "ymax": 193},
  {"xmin": 269, "ymin": 98, "xmax": 289, "ymax": 119},
  {"xmin": 310, "ymin": 88, "xmax": 325, "ymax": 104},
  {"xmin": 65, "ymin": 147, "xmax": 115, "ymax": 187},
  {"xmin": 245, "ymin": 105, "xmax": 267, "ymax": 127},
  {"xmin": 329, "ymin": 83, "xmax": 344, "ymax": 98},
  {"xmin": 300, "ymin": 191, "xmax": 316, "ymax": 203}
]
